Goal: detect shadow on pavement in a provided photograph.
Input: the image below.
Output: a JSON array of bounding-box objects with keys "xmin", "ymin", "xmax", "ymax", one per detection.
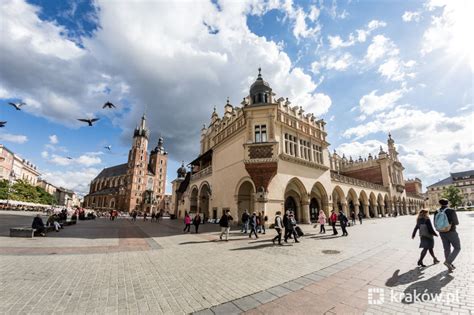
[
  {"xmin": 385, "ymin": 268, "xmax": 425, "ymax": 287},
  {"xmin": 311, "ymin": 235, "xmax": 341, "ymax": 240},
  {"xmin": 229, "ymin": 243, "xmax": 292, "ymax": 250},
  {"xmin": 401, "ymin": 271, "xmax": 454, "ymax": 304}
]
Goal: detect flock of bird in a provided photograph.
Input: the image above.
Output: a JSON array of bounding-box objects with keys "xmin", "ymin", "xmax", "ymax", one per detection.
[{"xmin": 1, "ymin": 101, "xmax": 116, "ymax": 154}]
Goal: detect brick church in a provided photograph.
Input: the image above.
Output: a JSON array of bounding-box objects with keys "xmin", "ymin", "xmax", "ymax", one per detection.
[{"xmin": 83, "ymin": 115, "xmax": 168, "ymax": 213}]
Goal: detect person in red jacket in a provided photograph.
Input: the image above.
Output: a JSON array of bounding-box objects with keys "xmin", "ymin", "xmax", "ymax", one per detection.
[{"xmin": 330, "ymin": 210, "xmax": 338, "ymax": 235}]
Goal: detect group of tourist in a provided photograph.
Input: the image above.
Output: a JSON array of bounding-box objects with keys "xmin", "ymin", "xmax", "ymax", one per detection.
[
  {"xmin": 183, "ymin": 212, "xmax": 202, "ymax": 233},
  {"xmin": 130, "ymin": 210, "xmax": 165, "ymax": 223},
  {"xmin": 240, "ymin": 210, "xmax": 267, "ymax": 236},
  {"xmin": 411, "ymin": 198, "xmax": 460, "ymax": 272}
]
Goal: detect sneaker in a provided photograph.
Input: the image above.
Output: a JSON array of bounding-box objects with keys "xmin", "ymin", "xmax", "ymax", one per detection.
[
  {"xmin": 444, "ymin": 261, "xmax": 454, "ymax": 271},
  {"xmin": 433, "ymin": 258, "xmax": 440, "ymax": 264}
]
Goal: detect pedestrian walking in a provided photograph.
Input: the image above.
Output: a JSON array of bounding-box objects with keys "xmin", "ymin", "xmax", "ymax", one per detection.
[
  {"xmin": 272, "ymin": 211, "xmax": 283, "ymax": 245},
  {"xmin": 143, "ymin": 212, "xmax": 148, "ymax": 221},
  {"xmin": 241, "ymin": 210, "xmax": 249, "ymax": 233},
  {"xmin": 338, "ymin": 210, "xmax": 348, "ymax": 236},
  {"xmin": 249, "ymin": 212, "xmax": 258, "ymax": 239},
  {"xmin": 151, "ymin": 212, "xmax": 156, "ymax": 222},
  {"xmin": 132, "ymin": 210, "xmax": 137, "ymax": 222},
  {"xmin": 350, "ymin": 211, "xmax": 356, "ymax": 225},
  {"xmin": 358, "ymin": 211, "xmax": 363, "ymax": 224},
  {"xmin": 412, "ymin": 209, "xmax": 439, "ymax": 267},
  {"xmin": 434, "ymin": 198, "xmax": 460, "ymax": 272},
  {"xmin": 219, "ymin": 210, "xmax": 233, "ymax": 241},
  {"xmin": 257, "ymin": 212, "xmax": 262, "ymax": 233},
  {"xmin": 284, "ymin": 211, "xmax": 299, "ymax": 243},
  {"xmin": 193, "ymin": 213, "xmax": 201, "ymax": 233},
  {"xmin": 183, "ymin": 212, "xmax": 191, "ymax": 233},
  {"xmin": 318, "ymin": 210, "xmax": 326, "ymax": 234},
  {"xmin": 330, "ymin": 210, "xmax": 338, "ymax": 235}
]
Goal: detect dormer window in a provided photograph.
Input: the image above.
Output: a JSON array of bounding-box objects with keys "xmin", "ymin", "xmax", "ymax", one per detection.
[{"xmin": 254, "ymin": 125, "xmax": 267, "ymax": 143}]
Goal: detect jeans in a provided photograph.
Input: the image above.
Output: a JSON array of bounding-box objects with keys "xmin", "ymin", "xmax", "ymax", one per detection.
[
  {"xmin": 249, "ymin": 226, "xmax": 258, "ymax": 238},
  {"xmin": 183, "ymin": 224, "xmax": 190, "ymax": 232},
  {"xmin": 440, "ymin": 231, "xmax": 461, "ymax": 264},
  {"xmin": 284, "ymin": 227, "xmax": 298, "ymax": 242},
  {"xmin": 331, "ymin": 222, "xmax": 338, "ymax": 235},
  {"xmin": 241, "ymin": 221, "xmax": 249, "ymax": 233},
  {"xmin": 272, "ymin": 228, "xmax": 282, "ymax": 244},
  {"xmin": 320, "ymin": 224, "xmax": 325, "ymax": 233},
  {"xmin": 220, "ymin": 227, "xmax": 230, "ymax": 240}
]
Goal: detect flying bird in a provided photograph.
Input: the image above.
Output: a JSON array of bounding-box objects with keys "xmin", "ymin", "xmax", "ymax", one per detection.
[
  {"xmin": 104, "ymin": 145, "xmax": 112, "ymax": 151},
  {"xmin": 0, "ymin": 121, "xmax": 7, "ymax": 127},
  {"xmin": 8, "ymin": 102, "xmax": 26, "ymax": 110},
  {"xmin": 103, "ymin": 102, "xmax": 116, "ymax": 109},
  {"xmin": 77, "ymin": 118, "xmax": 100, "ymax": 126},
  {"xmin": 66, "ymin": 157, "xmax": 73, "ymax": 160}
]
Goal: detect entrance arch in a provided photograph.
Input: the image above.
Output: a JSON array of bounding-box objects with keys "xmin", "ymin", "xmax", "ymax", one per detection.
[
  {"xmin": 331, "ymin": 186, "xmax": 346, "ymax": 214},
  {"xmin": 236, "ymin": 180, "xmax": 255, "ymax": 223},
  {"xmin": 310, "ymin": 182, "xmax": 329, "ymax": 220},
  {"xmin": 369, "ymin": 192, "xmax": 377, "ymax": 218},
  {"xmin": 347, "ymin": 188, "xmax": 358, "ymax": 217},
  {"xmin": 284, "ymin": 178, "xmax": 308, "ymax": 223},
  {"xmin": 199, "ymin": 183, "xmax": 211, "ymax": 219},
  {"xmin": 190, "ymin": 186, "xmax": 198, "ymax": 213}
]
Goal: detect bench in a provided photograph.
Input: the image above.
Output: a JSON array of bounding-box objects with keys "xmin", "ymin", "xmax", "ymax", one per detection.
[{"xmin": 10, "ymin": 227, "xmax": 36, "ymax": 238}]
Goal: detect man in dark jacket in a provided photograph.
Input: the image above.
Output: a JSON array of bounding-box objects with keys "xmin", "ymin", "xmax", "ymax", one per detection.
[
  {"xmin": 434, "ymin": 199, "xmax": 460, "ymax": 271},
  {"xmin": 284, "ymin": 211, "xmax": 299, "ymax": 243},
  {"xmin": 338, "ymin": 211, "xmax": 348, "ymax": 236},
  {"xmin": 249, "ymin": 212, "xmax": 258, "ymax": 239},
  {"xmin": 219, "ymin": 210, "xmax": 233, "ymax": 241},
  {"xmin": 330, "ymin": 210, "xmax": 338, "ymax": 235},
  {"xmin": 241, "ymin": 210, "xmax": 249, "ymax": 233},
  {"xmin": 32, "ymin": 214, "xmax": 46, "ymax": 236}
]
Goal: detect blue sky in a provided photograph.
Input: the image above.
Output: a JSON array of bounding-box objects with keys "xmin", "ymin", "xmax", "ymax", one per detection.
[{"xmin": 0, "ymin": 0, "xmax": 472, "ymax": 196}]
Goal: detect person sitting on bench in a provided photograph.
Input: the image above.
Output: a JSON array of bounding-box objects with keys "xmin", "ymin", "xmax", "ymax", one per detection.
[{"xmin": 32, "ymin": 214, "xmax": 46, "ymax": 236}]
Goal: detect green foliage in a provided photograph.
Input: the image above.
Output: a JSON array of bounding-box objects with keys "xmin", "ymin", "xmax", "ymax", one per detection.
[
  {"xmin": 441, "ymin": 185, "xmax": 463, "ymax": 208},
  {"xmin": 0, "ymin": 179, "xmax": 9, "ymax": 199},
  {"xmin": 7, "ymin": 179, "xmax": 57, "ymax": 205}
]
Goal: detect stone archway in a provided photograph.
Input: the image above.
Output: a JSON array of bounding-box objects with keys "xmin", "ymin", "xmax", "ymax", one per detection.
[
  {"xmin": 369, "ymin": 192, "xmax": 377, "ymax": 218},
  {"xmin": 199, "ymin": 183, "xmax": 211, "ymax": 220},
  {"xmin": 237, "ymin": 180, "xmax": 255, "ymax": 223},
  {"xmin": 332, "ymin": 185, "xmax": 346, "ymax": 215},
  {"xmin": 347, "ymin": 188, "xmax": 358, "ymax": 217},
  {"xmin": 310, "ymin": 182, "xmax": 329, "ymax": 220},
  {"xmin": 190, "ymin": 186, "xmax": 198, "ymax": 213},
  {"xmin": 377, "ymin": 194, "xmax": 384, "ymax": 217},
  {"xmin": 284, "ymin": 178, "xmax": 308, "ymax": 223},
  {"xmin": 359, "ymin": 190, "xmax": 369, "ymax": 217}
]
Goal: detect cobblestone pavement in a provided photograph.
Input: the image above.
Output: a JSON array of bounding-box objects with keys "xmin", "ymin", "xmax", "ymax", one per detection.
[{"xmin": 0, "ymin": 211, "xmax": 472, "ymax": 314}]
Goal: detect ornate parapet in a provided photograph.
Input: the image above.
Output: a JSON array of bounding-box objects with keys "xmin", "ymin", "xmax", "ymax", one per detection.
[
  {"xmin": 406, "ymin": 192, "xmax": 424, "ymax": 200},
  {"xmin": 279, "ymin": 153, "xmax": 329, "ymax": 171},
  {"xmin": 330, "ymin": 171, "xmax": 388, "ymax": 192},
  {"xmin": 190, "ymin": 166, "xmax": 212, "ymax": 181}
]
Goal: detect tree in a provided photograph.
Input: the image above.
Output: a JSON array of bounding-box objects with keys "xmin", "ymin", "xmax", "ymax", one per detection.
[
  {"xmin": 0, "ymin": 179, "xmax": 9, "ymax": 199},
  {"xmin": 441, "ymin": 185, "xmax": 463, "ymax": 208},
  {"xmin": 7, "ymin": 179, "xmax": 57, "ymax": 205}
]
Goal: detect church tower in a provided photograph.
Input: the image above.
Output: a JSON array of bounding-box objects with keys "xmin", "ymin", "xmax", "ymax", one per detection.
[
  {"xmin": 149, "ymin": 136, "xmax": 168, "ymax": 210},
  {"xmin": 125, "ymin": 114, "xmax": 150, "ymax": 212}
]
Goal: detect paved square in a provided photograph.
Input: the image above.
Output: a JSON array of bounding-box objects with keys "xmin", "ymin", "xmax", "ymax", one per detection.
[{"xmin": 0, "ymin": 211, "xmax": 472, "ymax": 314}]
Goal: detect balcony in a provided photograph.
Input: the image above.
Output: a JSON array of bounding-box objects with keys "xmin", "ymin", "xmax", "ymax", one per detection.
[
  {"xmin": 331, "ymin": 171, "xmax": 388, "ymax": 191},
  {"xmin": 243, "ymin": 142, "xmax": 279, "ymax": 164},
  {"xmin": 190, "ymin": 166, "xmax": 212, "ymax": 181}
]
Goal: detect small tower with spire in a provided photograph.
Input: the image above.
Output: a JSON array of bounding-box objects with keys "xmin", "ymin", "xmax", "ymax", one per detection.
[{"xmin": 387, "ymin": 133, "xmax": 399, "ymax": 161}]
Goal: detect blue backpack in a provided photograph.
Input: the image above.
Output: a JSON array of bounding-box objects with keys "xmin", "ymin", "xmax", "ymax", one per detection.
[{"xmin": 434, "ymin": 209, "xmax": 451, "ymax": 232}]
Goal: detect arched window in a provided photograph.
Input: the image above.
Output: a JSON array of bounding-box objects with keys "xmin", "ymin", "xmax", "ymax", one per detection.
[
  {"xmin": 257, "ymin": 93, "xmax": 263, "ymax": 103},
  {"xmin": 264, "ymin": 93, "xmax": 268, "ymax": 103}
]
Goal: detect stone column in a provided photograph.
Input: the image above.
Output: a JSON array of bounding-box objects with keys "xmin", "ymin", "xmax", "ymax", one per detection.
[
  {"xmin": 341, "ymin": 202, "xmax": 348, "ymax": 216},
  {"xmin": 301, "ymin": 200, "xmax": 311, "ymax": 224},
  {"xmin": 354, "ymin": 203, "xmax": 360, "ymax": 216},
  {"xmin": 325, "ymin": 202, "xmax": 332, "ymax": 216},
  {"xmin": 363, "ymin": 203, "xmax": 369, "ymax": 218}
]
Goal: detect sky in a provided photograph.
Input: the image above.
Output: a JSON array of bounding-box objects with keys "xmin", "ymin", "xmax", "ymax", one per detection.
[{"xmin": 0, "ymin": 0, "xmax": 472, "ymax": 196}]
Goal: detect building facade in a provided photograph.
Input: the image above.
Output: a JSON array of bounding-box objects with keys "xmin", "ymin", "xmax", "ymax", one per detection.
[
  {"xmin": 426, "ymin": 170, "xmax": 474, "ymax": 208},
  {"xmin": 83, "ymin": 115, "xmax": 168, "ymax": 213},
  {"xmin": 0, "ymin": 145, "xmax": 14, "ymax": 181},
  {"xmin": 171, "ymin": 69, "xmax": 424, "ymax": 223},
  {"xmin": 56, "ymin": 187, "xmax": 79, "ymax": 207},
  {"xmin": 37, "ymin": 179, "xmax": 58, "ymax": 196}
]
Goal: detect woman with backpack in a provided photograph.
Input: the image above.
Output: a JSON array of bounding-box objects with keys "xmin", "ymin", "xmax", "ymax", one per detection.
[{"xmin": 412, "ymin": 209, "xmax": 440, "ymax": 267}]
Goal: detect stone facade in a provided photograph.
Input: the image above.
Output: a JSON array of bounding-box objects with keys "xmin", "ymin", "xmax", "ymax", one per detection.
[
  {"xmin": 426, "ymin": 170, "xmax": 474, "ymax": 209},
  {"xmin": 83, "ymin": 115, "xmax": 168, "ymax": 213},
  {"xmin": 171, "ymin": 70, "xmax": 424, "ymax": 223},
  {"xmin": 0, "ymin": 145, "xmax": 14, "ymax": 181}
]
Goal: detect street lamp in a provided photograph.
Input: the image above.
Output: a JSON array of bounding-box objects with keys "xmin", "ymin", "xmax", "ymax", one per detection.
[{"xmin": 6, "ymin": 170, "xmax": 16, "ymax": 209}]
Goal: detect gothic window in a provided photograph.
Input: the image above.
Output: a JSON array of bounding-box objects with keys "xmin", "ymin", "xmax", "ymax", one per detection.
[
  {"xmin": 285, "ymin": 133, "xmax": 298, "ymax": 157},
  {"xmin": 254, "ymin": 125, "xmax": 267, "ymax": 143},
  {"xmin": 300, "ymin": 140, "xmax": 310, "ymax": 160},
  {"xmin": 312, "ymin": 145, "xmax": 323, "ymax": 164},
  {"xmin": 257, "ymin": 93, "xmax": 263, "ymax": 103}
]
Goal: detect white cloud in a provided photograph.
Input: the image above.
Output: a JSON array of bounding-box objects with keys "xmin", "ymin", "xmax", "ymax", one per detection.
[
  {"xmin": 328, "ymin": 19, "xmax": 386, "ymax": 49},
  {"xmin": 42, "ymin": 167, "xmax": 99, "ymax": 196},
  {"xmin": 49, "ymin": 153, "xmax": 101, "ymax": 167},
  {"xmin": 336, "ymin": 140, "xmax": 385, "ymax": 160},
  {"xmin": 76, "ymin": 154, "xmax": 101, "ymax": 166},
  {"xmin": 422, "ymin": 0, "xmax": 474, "ymax": 70},
  {"xmin": 402, "ymin": 11, "xmax": 421, "ymax": 22},
  {"xmin": 49, "ymin": 134, "xmax": 58, "ymax": 144},
  {"xmin": 0, "ymin": 0, "xmax": 330, "ymax": 161},
  {"xmin": 0, "ymin": 132, "xmax": 28, "ymax": 144},
  {"xmin": 378, "ymin": 58, "xmax": 416, "ymax": 82},
  {"xmin": 311, "ymin": 52, "xmax": 353, "ymax": 73},
  {"xmin": 358, "ymin": 89, "xmax": 405, "ymax": 115},
  {"xmin": 41, "ymin": 151, "xmax": 48, "ymax": 158},
  {"xmin": 365, "ymin": 35, "xmax": 399, "ymax": 64}
]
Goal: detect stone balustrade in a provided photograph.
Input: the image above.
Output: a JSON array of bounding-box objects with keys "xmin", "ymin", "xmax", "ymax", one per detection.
[
  {"xmin": 191, "ymin": 166, "xmax": 212, "ymax": 181},
  {"xmin": 330, "ymin": 171, "xmax": 388, "ymax": 191}
]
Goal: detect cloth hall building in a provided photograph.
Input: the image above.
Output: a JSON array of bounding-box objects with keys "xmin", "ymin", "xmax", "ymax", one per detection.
[
  {"xmin": 171, "ymin": 70, "xmax": 424, "ymax": 223},
  {"xmin": 84, "ymin": 115, "xmax": 168, "ymax": 213}
]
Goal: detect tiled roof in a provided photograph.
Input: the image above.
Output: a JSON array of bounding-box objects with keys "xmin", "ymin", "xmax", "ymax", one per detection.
[
  {"xmin": 451, "ymin": 170, "xmax": 474, "ymax": 179},
  {"xmin": 427, "ymin": 169, "xmax": 474, "ymax": 188},
  {"xmin": 87, "ymin": 187, "xmax": 119, "ymax": 196},
  {"xmin": 95, "ymin": 163, "xmax": 128, "ymax": 179}
]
